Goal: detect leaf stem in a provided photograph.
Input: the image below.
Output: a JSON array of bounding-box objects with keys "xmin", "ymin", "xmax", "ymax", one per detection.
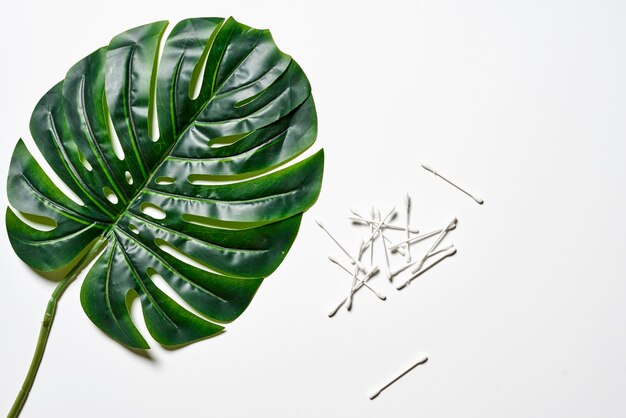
[{"xmin": 8, "ymin": 237, "xmax": 109, "ymax": 418}]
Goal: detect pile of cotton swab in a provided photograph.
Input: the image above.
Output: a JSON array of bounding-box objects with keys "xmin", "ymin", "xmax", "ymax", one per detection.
[{"xmin": 317, "ymin": 193, "xmax": 458, "ymax": 317}]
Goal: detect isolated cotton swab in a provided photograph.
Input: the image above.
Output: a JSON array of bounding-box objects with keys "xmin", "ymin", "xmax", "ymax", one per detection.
[
  {"xmin": 369, "ymin": 356, "xmax": 429, "ymax": 400},
  {"xmin": 421, "ymin": 164, "xmax": 484, "ymax": 205}
]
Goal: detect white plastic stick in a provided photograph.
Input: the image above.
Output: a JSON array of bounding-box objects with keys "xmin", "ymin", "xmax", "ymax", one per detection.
[
  {"xmin": 369, "ymin": 356, "xmax": 429, "ymax": 400},
  {"xmin": 404, "ymin": 193, "xmax": 412, "ymax": 263},
  {"xmin": 389, "ymin": 223, "xmax": 456, "ymax": 252},
  {"xmin": 369, "ymin": 207, "xmax": 375, "ymax": 266},
  {"xmin": 349, "ymin": 217, "xmax": 420, "ymax": 234},
  {"xmin": 410, "ymin": 218, "xmax": 457, "ymax": 274},
  {"xmin": 397, "ymin": 247, "xmax": 457, "ymax": 290},
  {"xmin": 421, "ymin": 164, "xmax": 484, "ymax": 205},
  {"xmin": 360, "ymin": 233, "xmax": 405, "ymax": 257},
  {"xmin": 361, "ymin": 208, "xmax": 396, "ymax": 252},
  {"xmin": 316, "ymin": 220, "xmax": 367, "ymax": 271},
  {"xmin": 350, "ymin": 210, "xmax": 407, "ymax": 256},
  {"xmin": 328, "ymin": 266, "xmax": 379, "ymax": 317},
  {"xmin": 328, "ymin": 256, "xmax": 386, "ymax": 300},
  {"xmin": 346, "ymin": 210, "xmax": 392, "ymax": 309},
  {"xmin": 387, "ymin": 245, "xmax": 453, "ymax": 281},
  {"xmin": 358, "ymin": 233, "xmax": 404, "ymax": 253},
  {"xmin": 376, "ymin": 209, "xmax": 392, "ymax": 278},
  {"xmin": 347, "ymin": 241, "xmax": 365, "ymax": 310}
]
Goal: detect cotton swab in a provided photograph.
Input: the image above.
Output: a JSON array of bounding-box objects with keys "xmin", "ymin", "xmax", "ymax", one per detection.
[
  {"xmin": 360, "ymin": 207, "xmax": 396, "ymax": 253},
  {"xmin": 359, "ymin": 231, "xmax": 406, "ymax": 257},
  {"xmin": 403, "ymin": 194, "xmax": 412, "ymax": 263},
  {"xmin": 410, "ymin": 218, "xmax": 457, "ymax": 274},
  {"xmin": 349, "ymin": 217, "xmax": 420, "ymax": 234},
  {"xmin": 369, "ymin": 356, "xmax": 429, "ymax": 400},
  {"xmin": 347, "ymin": 210, "xmax": 392, "ymax": 308},
  {"xmin": 347, "ymin": 241, "xmax": 365, "ymax": 310},
  {"xmin": 328, "ymin": 266, "xmax": 379, "ymax": 317},
  {"xmin": 376, "ymin": 209, "xmax": 392, "ymax": 278},
  {"xmin": 316, "ymin": 220, "xmax": 367, "ymax": 271},
  {"xmin": 389, "ymin": 223, "xmax": 457, "ymax": 252},
  {"xmin": 369, "ymin": 207, "xmax": 375, "ymax": 266},
  {"xmin": 421, "ymin": 164, "xmax": 484, "ymax": 205},
  {"xmin": 328, "ymin": 256, "xmax": 386, "ymax": 300},
  {"xmin": 397, "ymin": 247, "xmax": 457, "ymax": 290},
  {"xmin": 386, "ymin": 245, "xmax": 453, "ymax": 281}
]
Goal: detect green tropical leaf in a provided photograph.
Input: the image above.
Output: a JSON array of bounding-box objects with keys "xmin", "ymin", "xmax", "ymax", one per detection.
[{"xmin": 5, "ymin": 16, "xmax": 323, "ymax": 351}]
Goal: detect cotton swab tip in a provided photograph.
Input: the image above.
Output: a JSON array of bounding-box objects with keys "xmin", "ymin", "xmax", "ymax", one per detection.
[
  {"xmin": 421, "ymin": 163, "xmax": 434, "ymax": 173},
  {"xmin": 369, "ymin": 391, "xmax": 381, "ymax": 400},
  {"xmin": 315, "ymin": 219, "xmax": 324, "ymax": 227}
]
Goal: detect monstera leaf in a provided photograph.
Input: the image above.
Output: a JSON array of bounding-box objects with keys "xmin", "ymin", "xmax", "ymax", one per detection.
[{"xmin": 5, "ymin": 17, "xmax": 322, "ymax": 416}]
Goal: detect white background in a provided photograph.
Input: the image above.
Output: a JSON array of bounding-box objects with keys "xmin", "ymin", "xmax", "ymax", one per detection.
[{"xmin": 1, "ymin": 0, "xmax": 626, "ymax": 417}]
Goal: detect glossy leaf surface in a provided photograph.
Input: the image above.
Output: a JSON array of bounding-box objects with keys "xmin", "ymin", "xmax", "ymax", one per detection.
[{"xmin": 6, "ymin": 17, "xmax": 323, "ymax": 349}]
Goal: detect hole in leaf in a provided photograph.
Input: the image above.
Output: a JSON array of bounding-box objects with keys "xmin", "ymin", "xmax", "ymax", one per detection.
[
  {"xmin": 148, "ymin": 24, "xmax": 169, "ymax": 142},
  {"xmin": 105, "ymin": 104, "xmax": 125, "ymax": 160},
  {"xmin": 27, "ymin": 141, "xmax": 85, "ymax": 206},
  {"xmin": 208, "ymin": 132, "xmax": 249, "ymax": 149},
  {"xmin": 103, "ymin": 187, "xmax": 119, "ymax": 204},
  {"xmin": 78, "ymin": 149, "xmax": 93, "ymax": 171},
  {"xmin": 154, "ymin": 238, "xmax": 221, "ymax": 274},
  {"xmin": 234, "ymin": 87, "xmax": 268, "ymax": 108},
  {"xmin": 155, "ymin": 176, "xmax": 175, "ymax": 185},
  {"xmin": 186, "ymin": 149, "xmax": 315, "ymax": 186},
  {"xmin": 187, "ymin": 172, "xmax": 261, "ymax": 185},
  {"xmin": 125, "ymin": 171, "xmax": 134, "ymax": 185},
  {"xmin": 140, "ymin": 202, "xmax": 166, "ymax": 220},
  {"xmin": 123, "ymin": 289, "xmax": 152, "ymax": 350},
  {"xmin": 128, "ymin": 223, "xmax": 139, "ymax": 234},
  {"xmin": 125, "ymin": 289, "xmax": 139, "ymax": 313},
  {"xmin": 13, "ymin": 210, "xmax": 57, "ymax": 231},
  {"xmin": 182, "ymin": 213, "xmax": 269, "ymax": 230},
  {"xmin": 146, "ymin": 267, "xmax": 216, "ymax": 323},
  {"xmin": 148, "ymin": 94, "xmax": 160, "ymax": 142},
  {"xmin": 188, "ymin": 21, "xmax": 222, "ymax": 100}
]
